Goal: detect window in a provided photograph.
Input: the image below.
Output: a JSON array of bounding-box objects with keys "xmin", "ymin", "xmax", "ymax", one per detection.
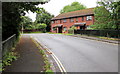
[
  {"xmin": 76, "ymin": 18, "xmax": 78, "ymax": 22},
  {"xmin": 82, "ymin": 17, "xmax": 84, "ymax": 21},
  {"xmin": 56, "ymin": 20, "xmax": 58, "ymax": 23},
  {"xmin": 53, "ymin": 27, "xmax": 56, "ymax": 31},
  {"xmin": 86, "ymin": 26, "xmax": 91, "ymax": 29},
  {"xmin": 86, "ymin": 16, "xmax": 92, "ymax": 21},
  {"xmin": 63, "ymin": 19, "xmax": 67, "ymax": 23},
  {"xmin": 63, "ymin": 27, "xmax": 67, "ymax": 31},
  {"xmin": 60, "ymin": 20, "xmax": 62, "ymax": 23},
  {"xmin": 70, "ymin": 18, "xmax": 74, "ymax": 22},
  {"xmin": 51, "ymin": 21, "xmax": 54, "ymax": 24}
]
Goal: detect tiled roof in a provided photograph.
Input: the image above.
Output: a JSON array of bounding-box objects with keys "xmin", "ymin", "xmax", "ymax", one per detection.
[{"xmin": 52, "ymin": 8, "xmax": 95, "ymax": 20}]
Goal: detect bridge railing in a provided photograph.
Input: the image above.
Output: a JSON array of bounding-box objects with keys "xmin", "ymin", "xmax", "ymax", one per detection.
[{"xmin": 2, "ymin": 34, "xmax": 16, "ymax": 56}]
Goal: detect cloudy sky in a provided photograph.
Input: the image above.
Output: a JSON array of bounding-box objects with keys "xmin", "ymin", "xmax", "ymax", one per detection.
[{"xmin": 25, "ymin": 0, "xmax": 98, "ymax": 22}]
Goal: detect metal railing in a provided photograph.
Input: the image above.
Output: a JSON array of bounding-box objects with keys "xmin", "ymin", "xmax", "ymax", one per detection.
[{"xmin": 2, "ymin": 34, "xmax": 16, "ymax": 56}]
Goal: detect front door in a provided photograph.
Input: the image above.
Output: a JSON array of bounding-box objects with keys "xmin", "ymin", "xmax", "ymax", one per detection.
[
  {"xmin": 80, "ymin": 24, "xmax": 86, "ymax": 30},
  {"xmin": 58, "ymin": 26, "xmax": 62, "ymax": 33}
]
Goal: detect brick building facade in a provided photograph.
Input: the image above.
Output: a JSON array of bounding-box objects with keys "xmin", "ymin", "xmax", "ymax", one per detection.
[{"xmin": 51, "ymin": 8, "xmax": 95, "ymax": 33}]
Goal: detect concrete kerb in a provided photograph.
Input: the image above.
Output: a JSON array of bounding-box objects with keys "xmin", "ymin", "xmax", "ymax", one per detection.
[
  {"xmin": 30, "ymin": 36, "xmax": 67, "ymax": 73},
  {"xmin": 71, "ymin": 35, "xmax": 119, "ymax": 44}
]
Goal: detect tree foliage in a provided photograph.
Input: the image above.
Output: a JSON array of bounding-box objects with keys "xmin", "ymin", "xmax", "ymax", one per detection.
[
  {"xmin": 20, "ymin": 16, "xmax": 33, "ymax": 30},
  {"xmin": 35, "ymin": 8, "xmax": 54, "ymax": 32},
  {"xmin": 91, "ymin": 0, "xmax": 120, "ymax": 30},
  {"xmin": 2, "ymin": 2, "xmax": 49, "ymax": 41},
  {"xmin": 91, "ymin": 6, "xmax": 112, "ymax": 29},
  {"xmin": 60, "ymin": 2, "xmax": 87, "ymax": 13},
  {"xmin": 36, "ymin": 23, "xmax": 47, "ymax": 32}
]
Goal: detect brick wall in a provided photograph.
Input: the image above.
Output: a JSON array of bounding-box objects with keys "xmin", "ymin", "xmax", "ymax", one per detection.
[{"xmin": 51, "ymin": 15, "xmax": 94, "ymax": 33}]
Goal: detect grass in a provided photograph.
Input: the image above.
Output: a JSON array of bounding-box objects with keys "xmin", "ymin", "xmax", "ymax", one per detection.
[
  {"xmin": 75, "ymin": 34, "xmax": 119, "ymax": 41},
  {"xmin": 3, "ymin": 52, "xmax": 18, "ymax": 67},
  {"xmin": 0, "ymin": 63, "xmax": 2, "ymax": 72},
  {"xmin": 39, "ymin": 50, "xmax": 53, "ymax": 73},
  {"xmin": 98, "ymin": 37, "xmax": 120, "ymax": 41},
  {"xmin": 2, "ymin": 51, "xmax": 19, "ymax": 71},
  {"xmin": 47, "ymin": 32, "xmax": 74, "ymax": 35},
  {"xmin": 48, "ymin": 32, "xmax": 119, "ymax": 41},
  {"xmin": 23, "ymin": 31, "xmax": 43, "ymax": 34}
]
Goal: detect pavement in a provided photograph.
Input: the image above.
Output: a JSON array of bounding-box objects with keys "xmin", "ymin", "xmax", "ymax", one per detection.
[
  {"xmin": 30, "ymin": 33, "xmax": 118, "ymax": 72},
  {"xmin": 71, "ymin": 35, "xmax": 119, "ymax": 44},
  {"xmin": 3, "ymin": 35, "xmax": 45, "ymax": 72}
]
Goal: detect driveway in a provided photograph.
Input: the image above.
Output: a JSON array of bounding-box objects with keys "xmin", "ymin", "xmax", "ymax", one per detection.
[{"xmin": 29, "ymin": 33, "xmax": 118, "ymax": 72}]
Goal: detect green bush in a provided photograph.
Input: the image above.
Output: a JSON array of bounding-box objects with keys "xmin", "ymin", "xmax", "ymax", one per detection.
[{"xmin": 68, "ymin": 26, "xmax": 77, "ymax": 34}]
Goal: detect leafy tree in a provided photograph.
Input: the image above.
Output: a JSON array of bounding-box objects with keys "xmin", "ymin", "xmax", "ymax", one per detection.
[
  {"xmin": 36, "ymin": 23, "xmax": 47, "ymax": 32},
  {"xmin": 20, "ymin": 16, "xmax": 33, "ymax": 30},
  {"xmin": 90, "ymin": 0, "xmax": 120, "ymax": 30},
  {"xmin": 91, "ymin": 6, "xmax": 111, "ymax": 29},
  {"xmin": 2, "ymin": 1, "xmax": 49, "ymax": 41},
  {"xmin": 35, "ymin": 8, "xmax": 54, "ymax": 32},
  {"xmin": 60, "ymin": 2, "xmax": 87, "ymax": 13}
]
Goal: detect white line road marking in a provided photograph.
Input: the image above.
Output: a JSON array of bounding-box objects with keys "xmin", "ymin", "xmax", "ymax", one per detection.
[{"xmin": 31, "ymin": 36, "xmax": 67, "ymax": 73}]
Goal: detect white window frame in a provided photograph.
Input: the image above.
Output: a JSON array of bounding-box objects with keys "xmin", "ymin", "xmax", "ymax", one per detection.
[
  {"xmin": 70, "ymin": 18, "xmax": 74, "ymax": 22},
  {"xmin": 86, "ymin": 16, "xmax": 92, "ymax": 21},
  {"xmin": 51, "ymin": 21, "xmax": 54, "ymax": 24},
  {"xmin": 63, "ymin": 27, "xmax": 67, "ymax": 31}
]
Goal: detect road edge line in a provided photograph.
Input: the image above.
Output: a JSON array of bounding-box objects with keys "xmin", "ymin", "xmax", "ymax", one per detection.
[{"xmin": 31, "ymin": 36, "xmax": 67, "ymax": 73}]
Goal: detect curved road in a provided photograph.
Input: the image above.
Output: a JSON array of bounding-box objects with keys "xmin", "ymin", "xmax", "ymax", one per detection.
[{"xmin": 28, "ymin": 33, "xmax": 118, "ymax": 72}]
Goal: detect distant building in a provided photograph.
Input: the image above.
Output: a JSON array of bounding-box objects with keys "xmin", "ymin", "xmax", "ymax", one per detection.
[{"xmin": 51, "ymin": 8, "xmax": 95, "ymax": 33}]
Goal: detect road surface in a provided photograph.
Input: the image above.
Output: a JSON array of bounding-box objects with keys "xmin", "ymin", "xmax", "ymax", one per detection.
[{"xmin": 27, "ymin": 33, "xmax": 118, "ymax": 72}]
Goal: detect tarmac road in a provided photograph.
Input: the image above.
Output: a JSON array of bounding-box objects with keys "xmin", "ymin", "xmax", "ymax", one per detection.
[{"xmin": 29, "ymin": 33, "xmax": 118, "ymax": 72}]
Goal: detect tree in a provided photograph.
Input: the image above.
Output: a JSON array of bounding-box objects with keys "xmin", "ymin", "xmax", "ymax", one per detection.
[
  {"xmin": 90, "ymin": 0, "xmax": 120, "ymax": 30},
  {"xmin": 2, "ymin": 1, "xmax": 49, "ymax": 41},
  {"xmin": 97, "ymin": 0, "xmax": 120, "ymax": 29},
  {"xmin": 35, "ymin": 8, "xmax": 54, "ymax": 32},
  {"xmin": 91, "ymin": 6, "xmax": 111, "ymax": 29},
  {"xmin": 60, "ymin": 2, "xmax": 87, "ymax": 13},
  {"xmin": 36, "ymin": 23, "xmax": 47, "ymax": 32},
  {"xmin": 20, "ymin": 16, "xmax": 33, "ymax": 30}
]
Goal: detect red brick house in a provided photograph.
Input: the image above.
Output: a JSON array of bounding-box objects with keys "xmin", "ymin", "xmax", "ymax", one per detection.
[{"xmin": 51, "ymin": 8, "xmax": 95, "ymax": 33}]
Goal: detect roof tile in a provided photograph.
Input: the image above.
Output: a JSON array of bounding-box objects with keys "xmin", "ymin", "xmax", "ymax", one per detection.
[{"xmin": 52, "ymin": 8, "xmax": 95, "ymax": 20}]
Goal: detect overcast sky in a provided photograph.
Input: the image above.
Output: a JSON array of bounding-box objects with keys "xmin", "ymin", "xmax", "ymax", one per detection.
[{"xmin": 25, "ymin": 0, "xmax": 97, "ymax": 22}]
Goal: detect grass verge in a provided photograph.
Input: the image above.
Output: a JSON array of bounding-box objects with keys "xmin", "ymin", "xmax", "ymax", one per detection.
[
  {"xmin": 2, "ymin": 51, "xmax": 19, "ymax": 71},
  {"xmin": 23, "ymin": 31, "xmax": 43, "ymax": 34},
  {"xmin": 76, "ymin": 34, "xmax": 119, "ymax": 41},
  {"xmin": 31, "ymin": 37, "xmax": 53, "ymax": 73},
  {"xmin": 0, "ymin": 62, "xmax": 2, "ymax": 72},
  {"xmin": 2, "ymin": 36, "xmax": 20, "ymax": 71},
  {"xmin": 48, "ymin": 32, "xmax": 119, "ymax": 41},
  {"xmin": 47, "ymin": 32, "xmax": 74, "ymax": 35},
  {"xmin": 39, "ymin": 50, "xmax": 53, "ymax": 73}
]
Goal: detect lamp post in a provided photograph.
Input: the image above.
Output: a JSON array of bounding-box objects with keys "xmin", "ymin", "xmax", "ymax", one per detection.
[{"xmin": 22, "ymin": 24, "xmax": 24, "ymax": 34}]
